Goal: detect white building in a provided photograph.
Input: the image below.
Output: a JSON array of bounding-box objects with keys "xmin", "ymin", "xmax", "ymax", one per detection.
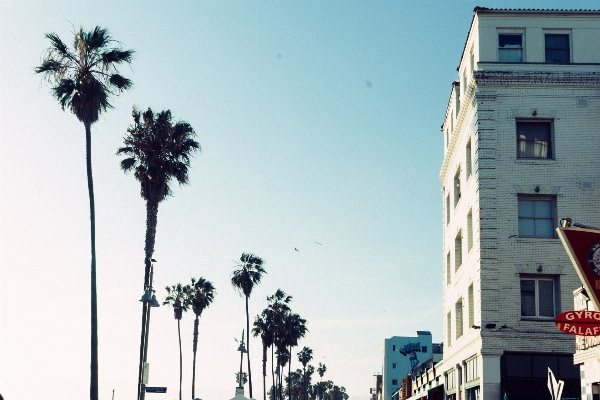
[
  {"xmin": 381, "ymin": 332, "xmax": 433, "ymax": 400},
  {"xmin": 440, "ymin": 7, "xmax": 600, "ymax": 400}
]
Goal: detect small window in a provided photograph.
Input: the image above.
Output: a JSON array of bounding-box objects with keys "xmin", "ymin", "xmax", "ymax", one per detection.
[
  {"xmin": 499, "ymin": 34, "xmax": 523, "ymax": 62},
  {"xmin": 447, "ymin": 312, "xmax": 452, "ymax": 346},
  {"xmin": 518, "ymin": 196, "xmax": 556, "ymax": 238},
  {"xmin": 392, "ymin": 363, "xmax": 397, "ymax": 369},
  {"xmin": 392, "ymin": 345, "xmax": 396, "ymax": 351},
  {"xmin": 466, "ymin": 139, "xmax": 472, "ymax": 179},
  {"xmin": 421, "ymin": 346, "xmax": 427, "ymax": 353},
  {"xmin": 456, "ymin": 299, "xmax": 464, "ymax": 339},
  {"xmin": 446, "ymin": 194, "xmax": 451, "ymax": 225},
  {"xmin": 468, "ymin": 284, "xmax": 474, "ymax": 328},
  {"xmin": 521, "ymin": 278, "xmax": 557, "ymax": 319},
  {"xmin": 545, "ymin": 34, "xmax": 570, "ymax": 63},
  {"xmin": 454, "ymin": 168, "xmax": 461, "ymax": 207},
  {"xmin": 446, "ymin": 251, "xmax": 451, "ymax": 285},
  {"xmin": 392, "ymin": 379, "xmax": 398, "ymax": 386},
  {"xmin": 517, "ymin": 121, "xmax": 552, "ymax": 159},
  {"xmin": 467, "ymin": 209, "xmax": 473, "ymax": 251},
  {"xmin": 455, "ymin": 230, "xmax": 463, "ymax": 270}
]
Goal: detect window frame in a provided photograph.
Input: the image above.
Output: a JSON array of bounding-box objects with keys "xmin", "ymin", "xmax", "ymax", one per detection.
[
  {"xmin": 545, "ymin": 33, "xmax": 570, "ymax": 64},
  {"xmin": 520, "ymin": 276, "xmax": 559, "ymax": 320},
  {"xmin": 455, "ymin": 230, "xmax": 463, "ymax": 271},
  {"xmin": 498, "ymin": 33, "xmax": 524, "ymax": 62},
  {"xmin": 454, "ymin": 168, "xmax": 461, "ymax": 208},
  {"xmin": 455, "ymin": 298, "xmax": 464, "ymax": 339},
  {"xmin": 516, "ymin": 119, "xmax": 554, "ymax": 160},
  {"xmin": 517, "ymin": 195, "xmax": 557, "ymax": 238}
]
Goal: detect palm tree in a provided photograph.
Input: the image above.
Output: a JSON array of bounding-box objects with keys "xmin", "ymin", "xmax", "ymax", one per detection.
[
  {"xmin": 266, "ymin": 290, "xmax": 292, "ymax": 400},
  {"xmin": 187, "ymin": 277, "xmax": 216, "ymax": 399},
  {"xmin": 297, "ymin": 347, "xmax": 313, "ymax": 400},
  {"xmin": 253, "ymin": 311, "xmax": 274, "ymax": 400},
  {"xmin": 283, "ymin": 313, "xmax": 308, "ymax": 398},
  {"xmin": 35, "ymin": 26, "xmax": 133, "ymax": 400},
  {"xmin": 163, "ymin": 283, "xmax": 190, "ymax": 400},
  {"xmin": 317, "ymin": 363, "xmax": 326, "ymax": 381},
  {"xmin": 231, "ymin": 253, "xmax": 266, "ymax": 399},
  {"xmin": 118, "ymin": 107, "xmax": 199, "ymax": 399}
]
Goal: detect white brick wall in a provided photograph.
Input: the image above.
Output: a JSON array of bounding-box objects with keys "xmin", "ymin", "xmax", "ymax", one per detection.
[{"xmin": 438, "ymin": 9, "xmax": 600, "ymax": 400}]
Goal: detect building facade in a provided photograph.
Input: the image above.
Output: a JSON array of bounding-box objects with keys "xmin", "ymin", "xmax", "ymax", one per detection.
[
  {"xmin": 382, "ymin": 332, "xmax": 433, "ymax": 400},
  {"xmin": 440, "ymin": 7, "xmax": 600, "ymax": 400}
]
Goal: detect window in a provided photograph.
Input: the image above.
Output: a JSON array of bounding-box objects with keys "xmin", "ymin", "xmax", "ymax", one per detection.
[
  {"xmin": 518, "ymin": 196, "xmax": 556, "ymax": 238},
  {"xmin": 468, "ymin": 284, "xmax": 474, "ymax": 328},
  {"xmin": 517, "ymin": 121, "xmax": 552, "ymax": 159},
  {"xmin": 521, "ymin": 277, "xmax": 557, "ymax": 319},
  {"xmin": 446, "ymin": 252, "xmax": 451, "ymax": 285},
  {"xmin": 467, "ymin": 209, "xmax": 473, "ymax": 251},
  {"xmin": 455, "ymin": 231, "xmax": 463, "ymax": 270},
  {"xmin": 446, "ymin": 194, "xmax": 451, "ymax": 225},
  {"xmin": 421, "ymin": 346, "xmax": 427, "ymax": 353},
  {"xmin": 466, "ymin": 139, "xmax": 472, "ymax": 179},
  {"xmin": 499, "ymin": 34, "xmax": 523, "ymax": 62},
  {"xmin": 456, "ymin": 298, "xmax": 463, "ymax": 339},
  {"xmin": 454, "ymin": 168, "xmax": 461, "ymax": 207},
  {"xmin": 392, "ymin": 379, "xmax": 398, "ymax": 386},
  {"xmin": 392, "ymin": 345, "xmax": 396, "ymax": 351},
  {"xmin": 392, "ymin": 363, "xmax": 397, "ymax": 369},
  {"xmin": 545, "ymin": 34, "xmax": 570, "ymax": 63},
  {"xmin": 447, "ymin": 312, "xmax": 452, "ymax": 346}
]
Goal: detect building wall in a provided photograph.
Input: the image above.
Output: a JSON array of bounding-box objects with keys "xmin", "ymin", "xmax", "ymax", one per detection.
[
  {"xmin": 440, "ymin": 8, "xmax": 600, "ymax": 400},
  {"xmin": 381, "ymin": 332, "xmax": 433, "ymax": 400}
]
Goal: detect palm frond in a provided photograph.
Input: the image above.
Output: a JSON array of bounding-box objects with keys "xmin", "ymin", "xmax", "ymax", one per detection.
[
  {"xmin": 45, "ymin": 32, "xmax": 70, "ymax": 56},
  {"xmin": 84, "ymin": 26, "xmax": 110, "ymax": 51},
  {"xmin": 108, "ymin": 74, "xmax": 133, "ymax": 91},
  {"xmin": 101, "ymin": 49, "xmax": 134, "ymax": 64},
  {"xmin": 52, "ymin": 79, "xmax": 76, "ymax": 110},
  {"xmin": 120, "ymin": 157, "xmax": 137, "ymax": 172}
]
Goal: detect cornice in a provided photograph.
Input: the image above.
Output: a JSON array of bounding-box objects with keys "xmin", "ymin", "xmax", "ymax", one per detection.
[{"xmin": 473, "ymin": 70, "xmax": 600, "ymax": 87}]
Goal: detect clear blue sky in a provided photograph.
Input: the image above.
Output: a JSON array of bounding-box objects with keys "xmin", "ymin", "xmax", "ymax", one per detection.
[{"xmin": 1, "ymin": 1, "xmax": 597, "ymax": 400}]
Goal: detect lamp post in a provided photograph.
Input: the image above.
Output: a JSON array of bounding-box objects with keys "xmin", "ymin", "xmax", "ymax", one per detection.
[
  {"xmin": 237, "ymin": 330, "xmax": 247, "ymax": 396},
  {"xmin": 138, "ymin": 259, "xmax": 160, "ymax": 400}
]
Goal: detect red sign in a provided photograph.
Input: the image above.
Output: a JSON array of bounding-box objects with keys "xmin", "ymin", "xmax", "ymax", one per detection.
[
  {"xmin": 557, "ymin": 227, "xmax": 600, "ymax": 311},
  {"xmin": 555, "ymin": 310, "xmax": 600, "ymax": 336}
]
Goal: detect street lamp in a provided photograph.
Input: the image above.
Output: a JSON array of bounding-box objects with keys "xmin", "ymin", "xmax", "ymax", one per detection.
[
  {"xmin": 236, "ymin": 330, "xmax": 247, "ymax": 396},
  {"xmin": 138, "ymin": 259, "xmax": 160, "ymax": 400}
]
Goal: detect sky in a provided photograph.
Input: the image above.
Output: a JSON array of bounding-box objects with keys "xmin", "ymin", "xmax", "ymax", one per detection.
[{"xmin": 1, "ymin": 1, "xmax": 598, "ymax": 400}]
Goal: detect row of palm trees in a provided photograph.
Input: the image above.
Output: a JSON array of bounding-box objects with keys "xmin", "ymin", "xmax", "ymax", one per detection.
[
  {"xmin": 35, "ymin": 25, "xmax": 348, "ymax": 400},
  {"xmin": 163, "ymin": 278, "xmax": 216, "ymax": 400},
  {"xmin": 36, "ymin": 26, "xmax": 201, "ymax": 400}
]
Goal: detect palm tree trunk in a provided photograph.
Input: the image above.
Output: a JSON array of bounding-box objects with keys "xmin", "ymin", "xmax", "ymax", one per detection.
[
  {"xmin": 85, "ymin": 122, "xmax": 99, "ymax": 400},
  {"xmin": 271, "ymin": 346, "xmax": 276, "ymax": 400},
  {"xmin": 192, "ymin": 316, "xmax": 199, "ymax": 398},
  {"xmin": 178, "ymin": 318, "xmax": 183, "ymax": 400},
  {"xmin": 262, "ymin": 343, "xmax": 267, "ymax": 400},
  {"xmin": 138, "ymin": 201, "xmax": 159, "ymax": 400},
  {"xmin": 288, "ymin": 346, "xmax": 292, "ymax": 400},
  {"xmin": 246, "ymin": 295, "xmax": 253, "ymax": 399}
]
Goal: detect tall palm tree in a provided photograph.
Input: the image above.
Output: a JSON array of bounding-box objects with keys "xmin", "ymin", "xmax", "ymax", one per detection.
[
  {"xmin": 253, "ymin": 311, "xmax": 274, "ymax": 400},
  {"xmin": 297, "ymin": 347, "xmax": 313, "ymax": 400},
  {"xmin": 117, "ymin": 108, "xmax": 198, "ymax": 397},
  {"xmin": 231, "ymin": 253, "xmax": 266, "ymax": 399},
  {"xmin": 187, "ymin": 277, "xmax": 216, "ymax": 399},
  {"xmin": 163, "ymin": 283, "xmax": 190, "ymax": 400},
  {"xmin": 35, "ymin": 26, "xmax": 133, "ymax": 400}
]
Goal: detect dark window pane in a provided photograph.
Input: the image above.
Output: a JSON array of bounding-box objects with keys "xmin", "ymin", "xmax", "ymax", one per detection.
[
  {"xmin": 538, "ymin": 280, "xmax": 555, "ymax": 316},
  {"xmin": 506, "ymin": 354, "xmax": 532, "ymax": 377},
  {"xmin": 545, "ymin": 34, "xmax": 570, "ymax": 63},
  {"xmin": 532, "ymin": 355, "xmax": 557, "ymax": 378},
  {"xmin": 558, "ymin": 356, "xmax": 580, "ymax": 379},
  {"xmin": 517, "ymin": 122, "xmax": 551, "ymax": 158},
  {"xmin": 534, "ymin": 218, "xmax": 554, "ymax": 237},
  {"xmin": 519, "ymin": 219, "xmax": 535, "ymax": 236},
  {"xmin": 519, "ymin": 200, "xmax": 535, "ymax": 217},
  {"xmin": 521, "ymin": 280, "xmax": 536, "ymax": 316},
  {"xmin": 499, "ymin": 34, "xmax": 522, "ymax": 47}
]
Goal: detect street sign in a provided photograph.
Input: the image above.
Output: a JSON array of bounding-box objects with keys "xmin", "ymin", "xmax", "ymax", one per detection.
[
  {"xmin": 555, "ymin": 310, "xmax": 600, "ymax": 336},
  {"xmin": 556, "ymin": 227, "xmax": 600, "ymax": 311},
  {"xmin": 145, "ymin": 387, "xmax": 167, "ymax": 393}
]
